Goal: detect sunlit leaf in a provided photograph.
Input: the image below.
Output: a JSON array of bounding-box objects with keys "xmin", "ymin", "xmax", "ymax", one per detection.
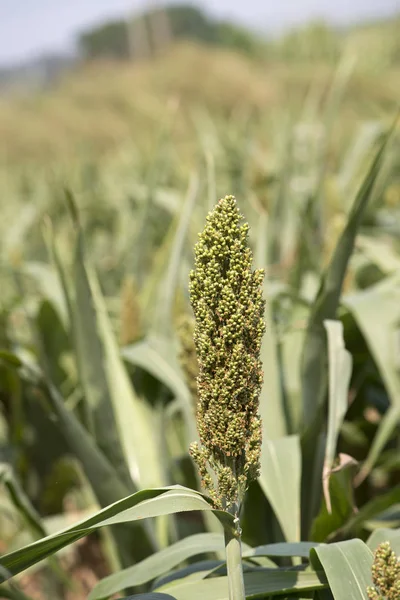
[
  {"xmin": 311, "ymin": 539, "xmax": 373, "ymax": 600},
  {"xmin": 259, "ymin": 435, "xmax": 301, "ymax": 542}
]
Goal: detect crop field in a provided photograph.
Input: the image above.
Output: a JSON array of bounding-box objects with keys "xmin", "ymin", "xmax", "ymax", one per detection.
[{"xmin": 0, "ymin": 31, "xmax": 400, "ymax": 600}]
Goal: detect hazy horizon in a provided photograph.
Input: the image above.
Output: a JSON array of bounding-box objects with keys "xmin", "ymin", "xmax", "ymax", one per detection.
[{"xmin": 1, "ymin": 0, "xmax": 398, "ymax": 67}]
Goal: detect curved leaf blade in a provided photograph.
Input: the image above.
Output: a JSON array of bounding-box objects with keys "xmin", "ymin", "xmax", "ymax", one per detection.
[
  {"xmin": 122, "ymin": 337, "xmax": 190, "ymax": 405},
  {"xmin": 243, "ymin": 542, "xmax": 319, "ymax": 559},
  {"xmin": 90, "ymin": 271, "xmax": 165, "ymax": 489},
  {"xmin": 156, "ymin": 569, "xmax": 327, "ymax": 599},
  {"xmin": 311, "ymin": 539, "xmax": 373, "ymax": 600},
  {"xmin": 0, "ymin": 487, "xmax": 232, "ymax": 581}
]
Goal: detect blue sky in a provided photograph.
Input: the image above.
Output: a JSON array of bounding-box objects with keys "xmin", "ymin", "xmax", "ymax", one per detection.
[{"xmin": 0, "ymin": 0, "xmax": 398, "ymax": 65}]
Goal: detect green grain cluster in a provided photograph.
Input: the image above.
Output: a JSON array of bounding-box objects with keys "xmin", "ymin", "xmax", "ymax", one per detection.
[
  {"xmin": 367, "ymin": 542, "xmax": 400, "ymax": 600},
  {"xmin": 189, "ymin": 195, "xmax": 265, "ymax": 513}
]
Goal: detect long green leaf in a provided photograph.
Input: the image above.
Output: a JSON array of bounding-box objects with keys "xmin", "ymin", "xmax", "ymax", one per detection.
[
  {"xmin": 281, "ymin": 300, "xmax": 310, "ymax": 434},
  {"xmin": 153, "ymin": 173, "xmax": 199, "ymax": 337},
  {"xmin": 259, "ymin": 283, "xmax": 287, "ymax": 440},
  {"xmin": 0, "ymin": 486, "xmax": 232, "ymax": 580},
  {"xmin": 323, "ymin": 321, "xmax": 352, "ymax": 469},
  {"xmin": 255, "ymin": 212, "xmax": 287, "ymax": 440},
  {"xmin": 5, "ymin": 351, "xmax": 154, "ymax": 565},
  {"xmin": 90, "ymin": 271, "xmax": 164, "ymax": 490},
  {"xmin": 35, "ymin": 298, "xmax": 71, "ymax": 392},
  {"xmin": 156, "ymin": 569, "xmax": 327, "ymax": 599},
  {"xmin": 71, "ymin": 202, "xmax": 133, "ymax": 489},
  {"xmin": 0, "ymin": 465, "xmax": 46, "ymax": 540},
  {"xmin": 259, "ymin": 435, "xmax": 301, "ymax": 542},
  {"xmin": 243, "ymin": 542, "xmax": 319, "ymax": 559},
  {"xmin": 323, "ymin": 320, "xmax": 352, "ymax": 512},
  {"xmin": 154, "ymin": 560, "xmax": 224, "ymax": 590},
  {"xmin": 311, "ymin": 539, "xmax": 373, "ymax": 600},
  {"xmin": 88, "ymin": 533, "xmax": 224, "ymax": 600}
]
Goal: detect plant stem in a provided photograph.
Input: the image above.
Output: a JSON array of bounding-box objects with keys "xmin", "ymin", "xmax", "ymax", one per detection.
[{"xmin": 224, "ymin": 525, "xmax": 246, "ymax": 600}]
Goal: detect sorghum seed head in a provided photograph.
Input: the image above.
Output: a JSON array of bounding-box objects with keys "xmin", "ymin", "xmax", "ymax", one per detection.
[{"xmin": 189, "ymin": 195, "xmax": 265, "ymax": 511}]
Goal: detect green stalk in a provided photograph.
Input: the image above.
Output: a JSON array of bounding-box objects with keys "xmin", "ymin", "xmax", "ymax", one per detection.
[{"xmin": 224, "ymin": 524, "xmax": 246, "ymax": 600}]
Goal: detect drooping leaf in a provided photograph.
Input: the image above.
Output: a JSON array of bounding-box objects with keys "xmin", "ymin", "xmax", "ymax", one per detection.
[
  {"xmin": 0, "ymin": 486, "xmax": 232, "ymax": 580},
  {"xmin": 122, "ymin": 337, "xmax": 191, "ymax": 406}
]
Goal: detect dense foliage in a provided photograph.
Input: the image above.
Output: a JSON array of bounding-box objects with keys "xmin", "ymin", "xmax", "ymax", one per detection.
[{"xmin": 0, "ymin": 22, "xmax": 400, "ymax": 600}]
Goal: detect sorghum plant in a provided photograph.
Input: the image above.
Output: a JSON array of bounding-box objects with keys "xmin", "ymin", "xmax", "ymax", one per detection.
[{"xmin": 189, "ymin": 195, "xmax": 265, "ymax": 599}]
